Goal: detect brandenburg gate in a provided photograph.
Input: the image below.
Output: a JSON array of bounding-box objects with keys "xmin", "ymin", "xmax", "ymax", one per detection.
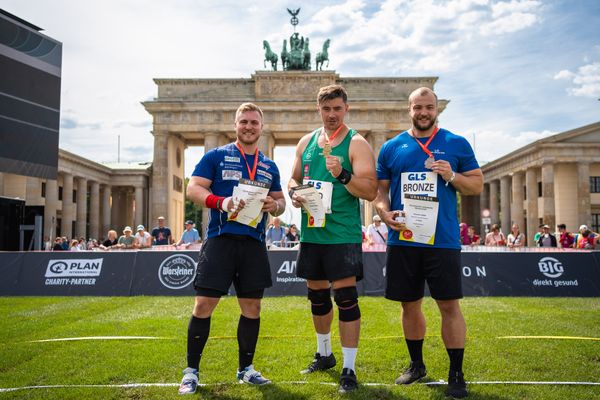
[{"xmin": 143, "ymin": 71, "xmax": 447, "ymax": 238}]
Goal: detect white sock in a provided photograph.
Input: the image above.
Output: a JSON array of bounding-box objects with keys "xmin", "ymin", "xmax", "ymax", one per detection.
[
  {"xmin": 316, "ymin": 333, "xmax": 332, "ymax": 356},
  {"xmin": 342, "ymin": 347, "xmax": 357, "ymax": 371}
]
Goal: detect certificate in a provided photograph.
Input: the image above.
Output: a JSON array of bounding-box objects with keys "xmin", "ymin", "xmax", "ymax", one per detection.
[
  {"xmin": 399, "ymin": 194, "xmax": 439, "ymax": 245},
  {"xmin": 228, "ymin": 178, "xmax": 270, "ymax": 227},
  {"xmin": 292, "ymin": 184, "xmax": 326, "ymax": 227},
  {"xmin": 302, "ymin": 178, "xmax": 333, "ymax": 214}
]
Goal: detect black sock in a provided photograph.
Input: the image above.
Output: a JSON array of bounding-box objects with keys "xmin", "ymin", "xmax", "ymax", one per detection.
[
  {"xmin": 237, "ymin": 315, "xmax": 260, "ymax": 371},
  {"xmin": 405, "ymin": 339, "xmax": 424, "ymax": 365},
  {"xmin": 187, "ymin": 315, "xmax": 211, "ymax": 370},
  {"xmin": 447, "ymin": 348, "xmax": 464, "ymax": 372}
]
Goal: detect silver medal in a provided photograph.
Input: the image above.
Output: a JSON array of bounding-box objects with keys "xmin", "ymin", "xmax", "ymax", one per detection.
[{"xmin": 424, "ymin": 156, "xmax": 435, "ymax": 169}]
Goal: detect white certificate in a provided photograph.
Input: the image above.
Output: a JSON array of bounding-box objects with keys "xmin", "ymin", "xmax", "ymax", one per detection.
[
  {"xmin": 302, "ymin": 178, "xmax": 333, "ymax": 214},
  {"xmin": 227, "ymin": 178, "xmax": 270, "ymax": 227},
  {"xmin": 399, "ymin": 194, "xmax": 439, "ymax": 245},
  {"xmin": 292, "ymin": 184, "xmax": 326, "ymax": 227}
]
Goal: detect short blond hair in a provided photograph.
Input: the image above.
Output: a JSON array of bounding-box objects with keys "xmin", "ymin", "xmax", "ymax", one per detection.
[
  {"xmin": 408, "ymin": 87, "xmax": 438, "ymax": 107},
  {"xmin": 317, "ymin": 84, "xmax": 348, "ymax": 105},
  {"xmin": 235, "ymin": 102, "xmax": 263, "ymax": 122}
]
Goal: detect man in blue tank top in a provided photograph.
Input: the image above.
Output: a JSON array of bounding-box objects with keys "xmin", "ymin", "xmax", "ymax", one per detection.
[
  {"xmin": 178, "ymin": 103, "xmax": 285, "ymax": 395},
  {"xmin": 374, "ymin": 87, "xmax": 483, "ymax": 398}
]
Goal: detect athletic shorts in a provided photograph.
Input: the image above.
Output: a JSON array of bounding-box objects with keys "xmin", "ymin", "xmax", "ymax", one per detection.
[
  {"xmin": 296, "ymin": 242, "xmax": 363, "ymax": 282},
  {"xmin": 194, "ymin": 234, "xmax": 272, "ymax": 296},
  {"xmin": 385, "ymin": 245, "xmax": 462, "ymax": 302}
]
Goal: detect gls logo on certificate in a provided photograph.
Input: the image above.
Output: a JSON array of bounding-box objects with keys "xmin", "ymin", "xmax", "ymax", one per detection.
[
  {"xmin": 400, "ymin": 172, "xmax": 437, "ymax": 206},
  {"xmin": 302, "ymin": 178, "xmax": 333, "ymax": 214}
]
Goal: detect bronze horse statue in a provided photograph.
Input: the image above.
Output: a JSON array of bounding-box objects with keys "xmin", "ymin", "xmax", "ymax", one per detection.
[
  {"xmin": 281, "ymin": 39, "xmax": 289, "ymax": 70},
  {"xmin": 263, "ymin": 40, "xmax": 278, "ymax": 71},
  {"xmin": 316, "ymin": 39, "xmax": 330, "ymax": 71}
]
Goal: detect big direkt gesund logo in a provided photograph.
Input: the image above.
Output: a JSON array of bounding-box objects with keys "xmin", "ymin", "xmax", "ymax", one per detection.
[
  {"xmin": 158, "ymin": 254, "xmax": 196, "ymax": 289},
  {"xmin": 537, "ymin": 256, "xmax": 564, "ymax": 278}
]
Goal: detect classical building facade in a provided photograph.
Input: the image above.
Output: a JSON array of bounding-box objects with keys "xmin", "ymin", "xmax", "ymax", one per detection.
[
  {"xmin": 0, "ymin": 149, "xmax": 150, "ymax": 241},
  {"xmin": 142, "ymin": 70, "xmax": 447, "ymax": 235},
  {"xmin": 461, "ymin": 121, "xmax": 600, "ymax": 245}
]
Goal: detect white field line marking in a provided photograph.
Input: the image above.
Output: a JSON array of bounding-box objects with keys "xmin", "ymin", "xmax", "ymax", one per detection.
[
  {"xmin": 28, "ymin": 336, "xmax": 174, "ymax": 343},
  {"xmin": 497, "ymin": 336, "xmax": 600, "ymax": 341},
  {"xmin": 1, "ymin": 381, "xmax": 599, "ymax": 392}
]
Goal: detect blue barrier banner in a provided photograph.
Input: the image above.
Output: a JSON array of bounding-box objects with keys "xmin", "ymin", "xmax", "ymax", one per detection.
[
  {"xmin": 0, "ymin": 252, "xmax": 22, "ymax": 295},
  {"xmin": 130, "ymin": 251, "xmax": 199, "ymax": 296}
]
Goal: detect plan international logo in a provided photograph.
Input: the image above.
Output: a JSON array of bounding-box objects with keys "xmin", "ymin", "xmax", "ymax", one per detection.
[{"xmin": 45, "ymin": 259, "xmax": 103, "ymax": 286}]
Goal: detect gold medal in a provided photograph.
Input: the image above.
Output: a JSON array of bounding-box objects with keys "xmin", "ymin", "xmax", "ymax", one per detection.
[
  {"xmin": 322, "ymin": 142, "xmax": 332, "ymax": 157},
  {"xmin": 424, "ymin": 156, "xmax": 435, "ymax": 169}
]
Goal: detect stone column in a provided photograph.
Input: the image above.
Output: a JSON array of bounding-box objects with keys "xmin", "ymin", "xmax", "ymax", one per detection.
[
  {"xmin": 511, "ymin": 171, "xmax": 525, "ymax": 233},
  {"xmin": 577, "ymin": 162, "xmax": 592, "ymax": 228},
  {"xmin": 480, "ymin": 183, "xmax": 490, "ymax": 234},
  {"xmin": 151, "ymin": 131, "xmax": 169, "ymax": 225},
  {"xmin": 89, "ymin": 181, "xmax": 100, "ymax": 240},
  {"xmin": 201, "ymin": 133, "xmax": 220, "ymax": 238},
  {"xmin": 101, "ymin": 185, "xmax": 111, "ymax": 237},
  {"xmin": 489, "ymin": 179, "xmax": 500, "ymax": 225},
  {"xmin": 44, "ymin": 179, "xmax": 59, "ymax": 239},
  {"xmin": 125, "ymin": 188, "xmax": 135, "ymax": 228},
  {"xmin": 526, "ymin": 168, "xmax": 538, "ymax": 246},
  {"xmin": 258, "ymin": 130, "xmax": 274, "ymax": 160},
  {"xmin": 135, "ymin": 186, "xmax": 144, "ymax": 227},
  {"xmin": 371, "ymin": 130, "xmax": 388, "ymax": 159},
  {"xmin": 541, "ymin": 163, "xmax": 555, "ymax": 230},
  {"xmin": 500, "ymin": 176, "xmax": 511, "ymax": 233},
  {"xmin": 75, "ymin": 177, "xmax": 88, "ymax": 239},
  {"xmin": 60, "ymin": 173, "xmax": 74, "ymax": 239}
]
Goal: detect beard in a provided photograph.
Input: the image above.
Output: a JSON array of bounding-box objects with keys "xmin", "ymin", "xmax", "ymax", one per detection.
[{"xmin": 412, "ymin": 115, "xmax": 437, "ymax": 132}]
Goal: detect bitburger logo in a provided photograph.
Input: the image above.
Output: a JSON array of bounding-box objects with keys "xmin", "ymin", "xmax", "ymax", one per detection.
[{"xmin": 158, "ymin": 254, "xmax": 196, "ymax": 289}]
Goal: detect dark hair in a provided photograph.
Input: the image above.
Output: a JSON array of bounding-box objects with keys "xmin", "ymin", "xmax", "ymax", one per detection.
[
  {"xmin": 538, "ymin": 224, "xmax": 545, "ymax": 228},
  {"xmin": 557, "ymin": 223, "xmax": 566, "ymax": 229},
  {"xmin": 317, "ymin": 84, "xmax": 348, "ymax": 104}
]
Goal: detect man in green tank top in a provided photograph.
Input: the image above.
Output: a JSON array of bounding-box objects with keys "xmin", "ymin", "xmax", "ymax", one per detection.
[{"xmin": 288, "ymin": 84, "xmax": 377, "ymax": 393}]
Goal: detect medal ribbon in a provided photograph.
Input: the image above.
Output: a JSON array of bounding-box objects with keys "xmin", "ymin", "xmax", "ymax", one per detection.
[
  {"xmin": 235, "ymin": 143, "xmax": 259, "ymax": 181},
  {"xmin": 410, "ymin": 127, "xmax": 439, "ymax": 158},
  {"xmin": 322, "ymin": 124, "xmax": 345, "ymax": 146}
]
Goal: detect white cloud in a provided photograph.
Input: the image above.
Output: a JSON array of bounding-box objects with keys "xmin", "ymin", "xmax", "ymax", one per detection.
[
  {"xmin": 554, "ymin": 62, "xmax": 600, "ymax": 98},
  {"xmin": 468, "ymin": 128, "xmax": 556, "ymax": 163}
]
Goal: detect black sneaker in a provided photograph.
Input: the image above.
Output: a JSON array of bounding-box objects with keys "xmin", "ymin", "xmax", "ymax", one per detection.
[
  {"xmin": 339, "ymin": 368, "xmax": 358, "ymax": 393},
  {"xmin": 445, "ymin": 370, "xmax": 468, "ymax": 398},
  {"xmin": 300, "ymin": 352, "xmax": 336, "ymax": 374},
  {"xmin": 395, "ymin": 361, "xmax": 427, "ymax": 384}
]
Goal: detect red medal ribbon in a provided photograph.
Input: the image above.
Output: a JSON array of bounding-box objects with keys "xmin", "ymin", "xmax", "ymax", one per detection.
[
  {"xmin": 235, "ymin": 143, "xmax": 259, "ymax": 181},
  {"xmin": 410, "ymin": 127, "xmax": 439, "ymax": 158},
  {"xmin": 323, "ymin": 124, "xmax": 345, "ymax": 145}
]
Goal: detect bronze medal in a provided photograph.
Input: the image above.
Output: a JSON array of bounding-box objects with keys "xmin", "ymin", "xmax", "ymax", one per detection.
[
  {"xmin": 322, "ymin": 142, "xmax": 332, "ymax": 157},
  {"xmin": 424, "ymin": 156, "xmax": 435, "ymax": 169}
]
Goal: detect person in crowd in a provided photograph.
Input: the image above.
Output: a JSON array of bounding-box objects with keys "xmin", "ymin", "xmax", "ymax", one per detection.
[
  {"xmin": 289, "ymin": 84, "xmax": 377, "ymax": 393},
  {"xmin": 77, "ymin": 237, "xmax": 87, "ymax": 251},
  {"xmin": 43, "ymin": 236, "xmax": 52, "ymax": 251},
  {"xmin": 52, "ymin": 237, "xmax": 64, "ymax": 251},
  {"xmin": 573, "ymin": 225, "xmax": 596, "ymax": 249},
  {"xmin": 177, "ymin": 220, "xmax": 201, "ymax": 246},
  {"xmin": 69, "ymin": 239, "xmax": 80, "ymax": 251},
  {"xmin": 285, "ymin": 224, "xmax": 299, "ymax": 247},
  {"xmin": 367, "ymin": 215, "xmax": 388, "ymax": 246},
  {"xmin": 507, "ymin": 224, "xmax": 526, "ymax": 248},
  {"xmin": 117, "ymin": 226, "xmax": 135, "ymax": 249},
  {"xmin": 266, "ymin": 217, "xmax": 286, "ymax": 248},
  {"xmin": 557, "ymin": 224, "xmax": 574, "ymax": 248},
  {"xmin": 533, "ymin": 224, "xmax": 545, "ymax": 243},
  {"xmin": 537, "ymin": 225, "xmax": 557, "ymax": 247},
  {"xmin": 467, "ymin": 226, "xmax": 480, "ymax": 246},
  {"xmin": 459, "ymin": 223, "xmax": 470, "ymax": 245},
  {"xmin": 485, "ymin": 224, "xmax": 506, "ymax": 246},
  {"xmin": 373, "ymin": 86, "xmax": 483, "ymax": 398},
  {"xmin": 151, "ymin": 216, "xmax": 172, "ymax": 245},
  {"xmin": 134, "ymin": 225, "xmax": 152, "ymax": 249},
  {"xmin": 101, "ymin": 230, "xmax": 119, "ymax": 250},
  {"xmin": 179, "ymin": 102, "xmax": 285, "ymax": 395},
  {"xmin": 61, "ymin": 236, "xmax": 69, "ymax": 250}
]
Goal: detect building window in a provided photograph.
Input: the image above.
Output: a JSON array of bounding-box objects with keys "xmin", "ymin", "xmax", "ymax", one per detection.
[
  {"xmin": 73, "ymin": 189, "xmax": 77, "ymax": 203},
  {"xmin": 590, "ymin": 177, "xmax": 600, "ymax": 193},
  {"xmin": 58, "ymin": 186, "xmax": 63, "ymax": 201},
  {"xmin": 523, "ymin": 185, "xmax": 527, "ymax": 200},
  {"xmin": 41, "ymin": 182, "xmax": 46, "ymax": 198},
  {"xmin": 537, "ymin": 182, "xmax": 542, "ymax": 197},
  {"xmin": 592, "ymin": 214, "xmax": 600, "ymax": 233}
]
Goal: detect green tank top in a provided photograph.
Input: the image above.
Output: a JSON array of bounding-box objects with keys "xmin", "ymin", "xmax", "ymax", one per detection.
[{"xmin": 300, "ymin": 128, "xmax": 362, "ymax": 244}]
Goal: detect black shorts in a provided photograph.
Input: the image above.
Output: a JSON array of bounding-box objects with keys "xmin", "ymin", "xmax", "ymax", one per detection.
[
  {"xmin": 296, "ymin": 242, "xmax": 363, "ymax": 282},
  {"xmin": 194, "ymin": 234, "xmax": 272, "ymax": 296},
  {"xmin": 385, "ymin": 245, "xmax": 462, "ymax": 302}
]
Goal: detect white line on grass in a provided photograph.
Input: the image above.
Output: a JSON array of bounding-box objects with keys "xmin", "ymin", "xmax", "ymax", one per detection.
[
  {"xmin": 28, "ymin": 336, "xmax": 174, "ymax": 343},
  {"xmin": 1, "ymin": 381, "xmax": 599, "ymax": 393}
]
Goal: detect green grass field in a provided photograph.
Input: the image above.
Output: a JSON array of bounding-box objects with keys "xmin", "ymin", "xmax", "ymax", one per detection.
[{"xmin": 0, "ymin": 296, "xmax": 598, "ymax": 399}]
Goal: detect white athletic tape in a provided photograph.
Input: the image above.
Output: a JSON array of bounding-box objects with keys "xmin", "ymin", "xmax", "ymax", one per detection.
[
  {"xmin": 1, "ymin": 381, "xmax": 599, "ymax": 392},
  {"xmin": 28, "ymin": 336, "xmax": 173, "ymax": 343}
]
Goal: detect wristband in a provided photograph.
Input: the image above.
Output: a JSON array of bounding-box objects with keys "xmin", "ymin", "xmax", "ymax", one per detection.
[
  {"xmin": 335, "ymin": 168, "xmax": 352, "ymax": 185},
  {"xmin": 205, "ymin": 194, "xmax": 225, "ymax": 209},
  {"xmin": 445, "ymin": 171, "xmax": 456, "ymax": 187},
  {"xmin": 271, "ymin": 201, "xmax": 280, "ymax": 216}
]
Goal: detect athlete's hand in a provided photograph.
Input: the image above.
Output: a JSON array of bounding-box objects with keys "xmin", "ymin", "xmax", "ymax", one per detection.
[
  {"xmin": 382, "ymin": 210, "xmax": 405, "ymax": 232},
  {"xmin": 261, "ymin": 196, "xmax": 279, "ymax": 214},
  {"xmin": 431, "ymin": 159, "xmax": 453, "ymax": 181},
  {"xmin": 325, "ymin": 155, "xmax": 342, "ymax": 178},
  {"xmin": 222, "ymin": 197, "xmax": 245, "ymax": 212},
  {"xmin": 289, "ymin": 191, "xmax": 306, "ymax": 209}
]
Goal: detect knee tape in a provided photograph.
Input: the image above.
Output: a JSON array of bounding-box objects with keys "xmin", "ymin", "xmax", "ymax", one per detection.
[
  {"xmin": 307, "ymin": 288, "xmax": 332, "ymax": 316},
  {"xmin": 334, "ymin": 286, "xmax": 361, "ymax": 322}
]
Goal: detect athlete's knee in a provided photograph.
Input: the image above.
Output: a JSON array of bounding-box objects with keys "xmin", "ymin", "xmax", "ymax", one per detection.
[
  {"xmin": 307, "ymin": 288, "xmax": 332, "ymax": 316},
  {"xmin": 334, "ymin": 286, "xmax": 361, "ymax": 322}
]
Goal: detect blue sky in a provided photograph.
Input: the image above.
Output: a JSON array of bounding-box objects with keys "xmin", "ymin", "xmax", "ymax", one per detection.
[{"xmin": 3, "ymin": 0, "xmax": 600, "ymax": 224}]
